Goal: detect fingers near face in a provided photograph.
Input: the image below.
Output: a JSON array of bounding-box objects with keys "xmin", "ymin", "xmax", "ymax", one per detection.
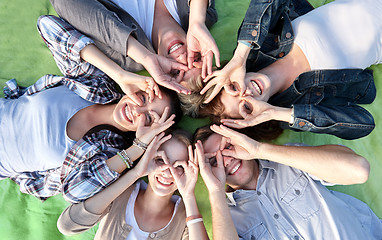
[
  {"xmin": 148, "ymin": 137, "xmax": 188, "ymax": 196},
  {"xmin": 113, "ymin": 91, "xmax": 172, "ymax": 131}
]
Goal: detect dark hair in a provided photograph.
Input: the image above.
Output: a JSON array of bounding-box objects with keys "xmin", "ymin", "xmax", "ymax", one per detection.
[
  {"xmin": 164, "ymin": 127, "xmax": 192, "ymax": 147},
  {"xmin": 193, "ymin": 122, "xmax": 283, "ymax": 145},
  {"xmin": 159, "ymin": 86, "xmax": 183, "ymax": 125}
]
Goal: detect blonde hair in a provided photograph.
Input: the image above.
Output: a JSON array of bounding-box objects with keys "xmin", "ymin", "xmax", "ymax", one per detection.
[{"xmin": 177, "ymin": 75, "xmax": 224, "ymax": 122}]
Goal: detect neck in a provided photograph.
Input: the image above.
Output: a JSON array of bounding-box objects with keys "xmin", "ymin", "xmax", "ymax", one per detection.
[
  {"xmin": 66, "ymin": 103, "xmax": 117, "ymax": 141},
  {"xmin": 259, "ymin": 44, "xmax": 310, "ymax": 94},
  {"xmin": 89, "ymin": 103, "xmax": 116, "ymax": 127},
  {"xmin": 152, "ymin": 0, "xmax": 180, "ymax": 51},
  {"xmin": 137, "ymin": 184, "xmax": 175, "ymax": 217}
]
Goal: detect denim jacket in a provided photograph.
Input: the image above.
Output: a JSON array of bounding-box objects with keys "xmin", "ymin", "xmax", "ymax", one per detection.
[
  {"xmin": 237, "ymin": 0, "xmax": 376, "ymax": 139},
  {"xmin": 269, "ymin": 69, "xmax": 376, "ymax": 140},
  {"xmin": 238, "ymin": 0, "xmax": 314, "ymax": 71}
]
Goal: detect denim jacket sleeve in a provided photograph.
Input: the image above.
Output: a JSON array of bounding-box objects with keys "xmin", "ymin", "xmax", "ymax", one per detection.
[
  {"xmin": 238, "ymin": 0, "xmax": 291, "ymax": 49},
  {"xmin": 289, "ymin": 104, "xmax": 375, "ymax": 140},
  {"xmin": 238, "ymin": 0, "xmax": 313, "ymax": 71},
  {"xmin": 272, "ymin": 69, "xmax": 376, "ymax": 140}
]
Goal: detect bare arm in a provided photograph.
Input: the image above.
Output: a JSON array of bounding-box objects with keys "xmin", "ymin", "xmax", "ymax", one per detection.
[
  {"xmin": 80, "ymin": 43, "xmax": 158, "ymax": 104},
  {"xmin": 212, "ymin": 125, "xmax": 370, "ymax": 185},
  {"xmin": 209, "ymin": 190, "xmax": 239, "ymax": 240},
  {"xmin": 170, "ymin": 146, "xmax": 209, "ymax": 240},
  {"xmin": 256, "ymin": 143, "xmax": 370, "ymax": 185},
  {"xmin": 187, "ymin": 0, "xmax": 220, "ymax": 77},
  {"xmin": 84, "ymin": 133, "xmax": 171, "ymax": 214},
  {"xmin": 195, "ymin": 141, "xmax": 239, "ymax": 240}
]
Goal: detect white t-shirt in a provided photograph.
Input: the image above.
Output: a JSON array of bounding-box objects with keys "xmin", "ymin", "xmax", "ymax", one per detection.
[
  {"xmin": 125, "ymin": 180, "xmax": 181, "ymax": 240},
  {"xmin": 111, "ymin": 0, "xmax": 181, "ymax": 43},
  {"xmin": 0, "ymin": 86, "xmax": 93, "ymax": 177},
  {"xmin": 292, "ymin": 0, "xmax": 382, "ymax": 70}
]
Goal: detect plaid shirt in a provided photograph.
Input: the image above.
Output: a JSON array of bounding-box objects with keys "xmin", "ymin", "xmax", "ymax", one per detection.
[{"xmin": 7, "ymin": 15, "xmax": 126, "ymax": 203}]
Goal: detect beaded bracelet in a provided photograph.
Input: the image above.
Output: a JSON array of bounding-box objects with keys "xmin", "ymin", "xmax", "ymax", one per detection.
[
  {"xmin": 117, "ymin": 150, "xmax": 133, "ymax": 169},
  {"xmin": 133, "ymin": 138, "xmax": 148, "ymax": 151}
]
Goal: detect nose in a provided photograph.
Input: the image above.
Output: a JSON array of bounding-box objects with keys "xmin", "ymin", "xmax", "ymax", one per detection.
[
  {"xmin": 132, "ymin": 105, "xmax": 146, "ymax": 116},
  {"xmin": 176, "ymin": 52, "xmax": 187, "ymax": 65},
  {"xmin": 243, "ymin": 87, "xmax": 253, "ymax": 97},
  {"xmin": 223, "ymin": 156, "xmax": 234, "ymax": 167},
  {"xmin": 161, "ymin": 168, "xmax": 172, "ymax": 178}
]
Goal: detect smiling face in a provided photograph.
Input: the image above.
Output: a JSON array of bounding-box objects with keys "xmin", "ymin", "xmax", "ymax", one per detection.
[
  {"xmin": 157, "ymin": 22, "xmax": 188, "ymax": 65},
  {"xmin": 155, "ymin": 20, "xmax": 203, "ymax": 82},
  {"xmin": 112, "ymin": 91, "xmax": 171, "ymax": 132},
  {"xmin": 202, "ymin": 133, "xmax": 258, "ymax": 191},
  {"xmin": 148, "ymin": 138, "xmax": 188, "ymax": 197},
  {"xmin": 219, "ymin": 72, "xmax": 272, "ymax": 119}
]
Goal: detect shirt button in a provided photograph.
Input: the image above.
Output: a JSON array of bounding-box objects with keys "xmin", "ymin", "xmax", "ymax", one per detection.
[
  {"xmin": 286, "ymin": 32, "xmax": 292, "ymax": 38},
  {"xmin": 294, "ymin": 236, "xmax": 300, "ymax": 240},
  {"xmin": 278, "ymin": 52, "xmax": 285, "ymax": 57},
  {"xmin": 251, "ymin": 30, "xmax": 258, "ymax": 37},
  {"xmin": 295, "ymin": 189, "xmax": 300, "ymax": 195},
  {"xmin": 257, "ymin": 191, "xmax": 261, "ymax": 196},
  {"xmin": 274, "ymin": 214, "xmax": 279, "ymax": 219},
  {"xmin": 150, "ymin": 233, "xmax": 156, "ymax": 238},
  {"xmin": 298, "ymin": 122, "xmax": 305, "ymax": 127}
]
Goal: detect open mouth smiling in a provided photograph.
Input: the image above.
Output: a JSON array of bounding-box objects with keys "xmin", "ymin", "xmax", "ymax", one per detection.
[
  {"xmin": 250, "ymin": 80, "xmax": 263, "ymax": 95},
  {"xmin": 168, "ymin": 40, "xmax": 184, "ymax": 55}
]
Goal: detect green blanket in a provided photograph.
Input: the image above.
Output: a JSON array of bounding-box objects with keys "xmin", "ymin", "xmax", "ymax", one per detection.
[{"xmin": 0, "ymin": 0, "xmax": 381, "ymax": 239}]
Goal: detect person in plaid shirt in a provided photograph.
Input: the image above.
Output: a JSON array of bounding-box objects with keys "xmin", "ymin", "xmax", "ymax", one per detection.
[{"xmin": 0, "ymin": 15, "xmax": 182, "ymax": 203}]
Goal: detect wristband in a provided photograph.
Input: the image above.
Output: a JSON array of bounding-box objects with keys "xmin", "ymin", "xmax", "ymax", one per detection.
[
  {"xmin": 186, "ymin": 214, "xmax": 202, "ymax": 222},
  {"xmin": 133, "ymin": 138, "xmax": 148, "ymax": 151},
  {"xmin": 238, "ymin": 40, "xmax": 254, "ymax": 49},
  {"xmin": 186, "ymin": 218, "xmax": 203, "ymax": 227},
  {"xmin": 117, "ymin": 150, "xmax": 133, "ymax": 169}
]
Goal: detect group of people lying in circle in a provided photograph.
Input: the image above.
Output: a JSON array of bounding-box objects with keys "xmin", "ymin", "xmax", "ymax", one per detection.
[{"xmin": 1, "ymin": 0, "xmax": 382, "ymax": 239}]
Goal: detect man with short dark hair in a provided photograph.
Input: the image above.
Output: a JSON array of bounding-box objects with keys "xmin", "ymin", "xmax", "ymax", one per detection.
[{"xmin": 195, "ymin": 125, "xmax": 382, "ymax": 240}]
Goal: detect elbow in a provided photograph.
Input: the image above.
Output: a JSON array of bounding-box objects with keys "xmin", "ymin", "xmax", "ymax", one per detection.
[{"xmin": 352, "ymin": 156, "xmax": 370, "ymax": 184}]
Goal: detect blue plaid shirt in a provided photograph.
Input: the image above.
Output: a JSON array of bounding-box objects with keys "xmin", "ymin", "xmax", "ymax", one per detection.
[{"xmin": 6, "ymin": 15, "xmax": 127, "ymax": 203}]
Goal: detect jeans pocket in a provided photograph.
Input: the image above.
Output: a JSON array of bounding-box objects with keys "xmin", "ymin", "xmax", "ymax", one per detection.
[{"xmin": 280, "ymin": 174, "xmax": 321, "ymax": 219}]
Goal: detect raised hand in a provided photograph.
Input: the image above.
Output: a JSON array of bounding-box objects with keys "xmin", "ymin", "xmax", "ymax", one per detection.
[
  {"xmin": 210, "ymin": 124, "xmax": 259, "ymax": 161},
  {"xmin": 117, "ymin": 71, "xmax": 160, "ymax": 105},
  {"xmin": 169, "ymin": 145, "xmax": 199, "ymax": 199},
  {"xmin": 132, "ymin": 133, "xmax": 172, "ymax": 179},
  {"xmin": 195, "ymin": 140, "xmax": 226, "ymax": 193},
  {"xmin": 187, "ymin": 22, "xmax": 220, "ymax": 78},
  {"xmin": 199, "ymin": 43, "xmax": 251, "ymax": 103},
  {"xmin": 143, "ymin": 54, "xmax": 191, "ymax": 94},
  {"xmin": 220, "ymin": 96, "xmax": 293, "ymax": 128},
  {"xmin": 135, "ymin": 107, "xmax": 175, "ymax": 145}
]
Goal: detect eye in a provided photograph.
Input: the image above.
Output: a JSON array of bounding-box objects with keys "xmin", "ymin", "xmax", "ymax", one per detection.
[
  {"xmin": 243, "ymin": 101, "xmax": 253, "ymax": 114},
  {"xmin": 140, "ymin": 93, "xmax": 147, "ymax": 104},
  {"xmin": 145, "ymin": 113, "xmax": 153, "ymax": 126},
  {"xmin": 170, "ymin": 69, "xmax": 180, "ymax": 77},
  {"xmin": 224, "ymin": 143, "xmax": 232, "ymax": 150},
  {"xmin": 175, "ymin": 165, "xmax": 184, "ymax": 175},
  {"xmin": 208, "ymin": 156, "xmax": 217, "ymax": 167},
  {"xmin": 154, "ymin": 157, "xmax": 165, "ymax": 166}
]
